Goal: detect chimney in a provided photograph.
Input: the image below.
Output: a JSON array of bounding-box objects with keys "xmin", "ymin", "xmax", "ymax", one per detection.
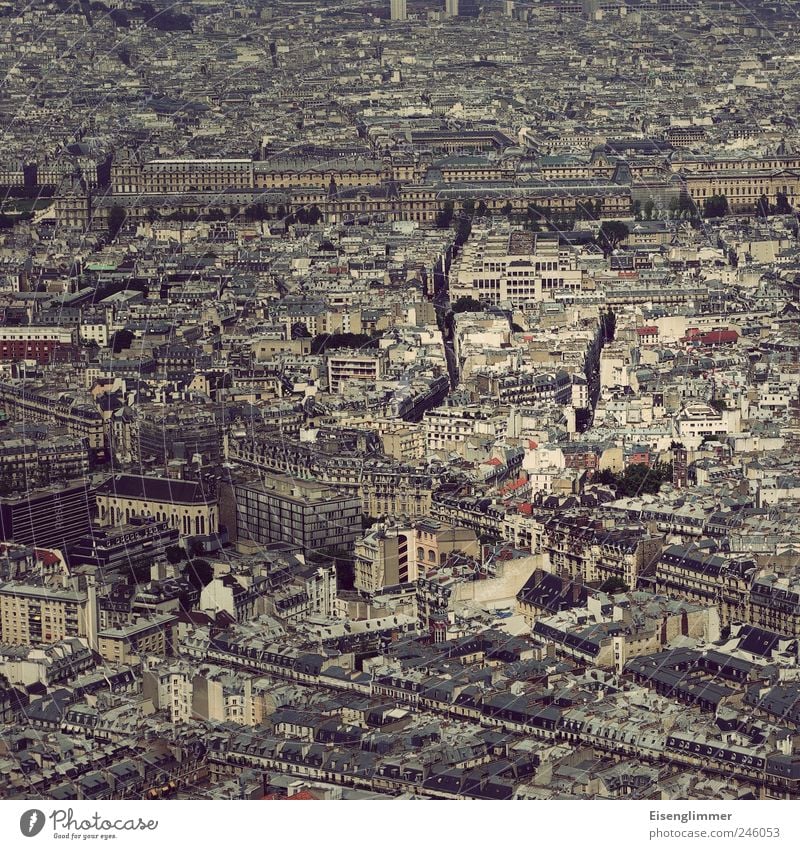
[{"xmin": 572, "ymin": 576, "xmax": 583, "ymax": 603}]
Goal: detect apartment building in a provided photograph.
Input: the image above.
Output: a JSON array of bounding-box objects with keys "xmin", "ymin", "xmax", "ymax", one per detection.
[
  {"xmin": 0, "ymin": 381, "xmax": 106, "ymax": 451},
  {"xmin": 390, "ymin": 0, "xmax": 407, "ymax": 20},
  {"xmin": 326, "ymin": 348, "xmax": 384, "ymax": 393},
  {"xmin": 97, "ymin": 615, "xmax": 177, "ymax": 664},
  {"xmin": 0, "ymin": 436, "xmax": 89, "ymax": 489},
  {"xmin": 0, "ymin": 326, "xmax": 74, "ymax": 363},
  {"xmin": 429, "ymin": 492, "xmax": 505, "ymax": 539},
  {"xmin": 0, "ymin": 637, "xmax": 94, "ymax": 687},
  {"xmin": 664, "ymin": 127, "xmax": 707, "ymax": 148},
  {"xmin": 473, "ymin": 369, "xmax": 573, "ymax": 405},
  {"xmin": 378, "ymin": 422, "xmax": 426, "ymax": 462},
  {"xmin": 423, "ymin": 404, "xmax": 506, "ymax": 453},
  {"xmin": 354, "ymin": 519, "xmax": 478, "ymax": 594},
  {"xmin": 192, "ymin": 669, "xmax": 266, "ymax": 727},
  {"xmin": 542, "ymin": 515, "xmax": 663, "ymax": 587},
  {"xmin": 228, "ymin": 433, "xmax": 433, "ymax": 520},
  {"xmin": 749, "ymin": 573, "xmax": 800, "ymax": 638},
  {"xmin": 135, "ymin": 409, "xmax": 223, "ymax": 466},
  {"xmin": 530, "ymin": 594, "xmax": 714, "ymax": 671},
  {"xmin": 0, "ymin": 578, "xmax": 98, "ymax": 647},
  {"xmin": 272, "ymin": 562, "xmax": 337, "ymax": 621},
  {"xmin": 651, "ymin": 542, "xmax": 753, "ymax": 626},
  {"xmin": 354, "ymin": 525, "xmax": 414, "ymax": 594},
  {"xmin": 142, "ymin": 663, "xmax": 194, "ymax": 724},
  {"xmin": 200, "ymin": 574, "xmax": 271, "ymax": 623},
  {"xmin": 414, "ymin": 519, "xmax": 480, "ymax": 571}
]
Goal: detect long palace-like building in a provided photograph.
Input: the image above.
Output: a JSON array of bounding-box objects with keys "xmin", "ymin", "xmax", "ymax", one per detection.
[{"xmin": 52, "ymin": 141, "xmax": 800, "ymax": 230}]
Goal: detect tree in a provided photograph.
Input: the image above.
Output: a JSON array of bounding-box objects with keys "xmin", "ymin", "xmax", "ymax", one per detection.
[
  {"xmin": 462, "ymin": 199, "xmax": 476, "ymax": 217},
  {"xmin": 244, "ymin": 203, "xmax": 270, "ymax": 221},
  {"xmin": 452, "ymin": 296, "xmax": 483, "ymax": 313},
  {"xmin": 776, "ymin": 192, "xmax": 792, "ymax": 215},
  {"xmin": 602, "ymin": 307, "xmax": 616, "ymax": 342},
  {"xmin": 141, "ymin": 5, "xmax": 192, "ymax": 30},
  {"xmin": 618, "ymin": 462, "xmax": 672, "ymax": 497},
  {"xmin": 476, "ymin": 200, "xmax": 488, "ymax": 217},
  {"xmin": 756, "ymin": 194, "xmax": 771, "ymax": 218},
  {"xmin": 165, "ymin": 545, "xmax": 186, "ymax": 565},
  {"xmin": 644, "ymin": 199, "xmax": 655, "ymax": 220},
  {"xmin": 454, "ymin": 216, "xmax": 472, "ymax": 247},
  {"xmin": 501, "ymin": 201, "xmax": 513, "ymax": 217},
  {"xmin": 189, "ymin": 539, "xmax": 207, "ymax": 557},
  {"xmin": 107, "ymin": 204, "xmax": 126, "ymax": 241},
  {"xmin": 526, "ymin": 203, "xmax": 544, "ymax": 222},
  {"xmin": 596, "ymin": 220, "xmax": 629, "ymax": 255},
  {"xmin": 436, "ymin": 201, "xmax": 454, "ymax": 229},
  {"xmin": 110, "ymin": 328, "xmax": 134, "ymax": 353},
  {"xmin": 592, "ymin": 469, "xmax": 618, "ymax": 487},
  {"xmin": 111, "ymin": 9, "xmax": 129, "ymax": 27},
  {"xmin": 599, "ymin": 576, "xmax": 629, "ymax": 594},
  {"xmin": 704, "ymin": 194, "xmax": 729, "ymax": 218},
  {"xmin": 592, "ymin": 463, "xmax": 672, "ymax": 497},
  {"xmin": 291, "ymin": 321, "xmax": 311, "ymax": 339},
  {"xmin": 184, "ymin": 558, "xmax": 213, "ymax": 592},
  {"xmin": 307, "ymin": 204, "xmax": 323, "ymax": 225}
]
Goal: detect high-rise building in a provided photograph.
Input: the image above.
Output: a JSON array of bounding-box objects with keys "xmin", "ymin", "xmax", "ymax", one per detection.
[
  {"xmin": 0, "ymin": 482, "xmax": 95, "ymax": 551},
  {"xmin": 220, "ymin": 472, "xmax": 362, "ymax": 555},
  {"xmin": 390, "ymin": 0, "xmax": 407, "ymax": 20}
]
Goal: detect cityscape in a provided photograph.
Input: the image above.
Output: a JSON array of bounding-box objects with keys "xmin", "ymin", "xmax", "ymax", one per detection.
[{"xmin": 2, "ymin": 0, "xmax": 800, "ymax": 803}]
